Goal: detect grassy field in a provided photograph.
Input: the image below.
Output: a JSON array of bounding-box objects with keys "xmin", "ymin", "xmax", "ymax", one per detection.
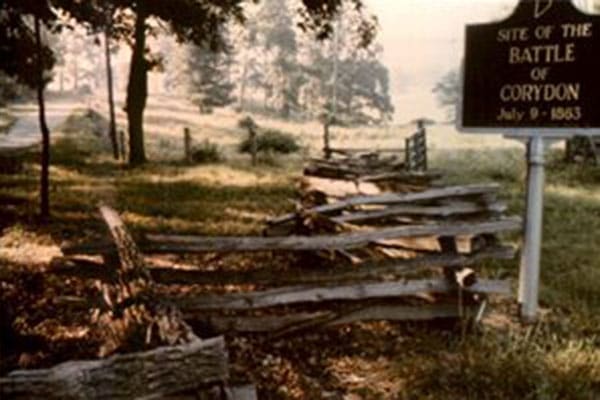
[{"xmin": 0, "ymin": 96, "xmax": 599, "ymax": 399}]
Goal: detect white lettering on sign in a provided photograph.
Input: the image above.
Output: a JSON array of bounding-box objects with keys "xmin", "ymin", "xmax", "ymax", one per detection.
[
  {"xmin": 494, "ymin": 19, "xmax": 594, "ymax": 123},
  {"xmin": 499, "ymin": 83, "xmax": 580, "ymax": 102},
  {"xmin": 508, "ymin": 43, "xmax": 576, "ymax": 64}
]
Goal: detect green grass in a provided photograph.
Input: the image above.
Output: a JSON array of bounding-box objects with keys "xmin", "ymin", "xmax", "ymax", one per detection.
[{"xmin": 1, "ymin": 102, "xmax": 599, "ymax": 399}]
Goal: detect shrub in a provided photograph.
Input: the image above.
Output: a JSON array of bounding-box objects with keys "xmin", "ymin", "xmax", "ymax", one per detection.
[
  {"xmin": 190, "ymin": 140, "xmax": 222, "ymax": 164},
  {"xmin": 239, "ymin": 129, "xmax": 300, "ymax": 155},
  {"xmin": 237, "ymin": 116, "xmax": 257, "ymax": 130},
  {"xmin": 61, "ymin": 108, "xmax": 108, "ymax": 137}
]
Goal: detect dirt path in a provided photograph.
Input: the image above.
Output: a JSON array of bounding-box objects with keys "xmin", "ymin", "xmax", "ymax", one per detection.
[{"xmin": 0, "ymin": 96, "xmax": 78, "ymax": 154}]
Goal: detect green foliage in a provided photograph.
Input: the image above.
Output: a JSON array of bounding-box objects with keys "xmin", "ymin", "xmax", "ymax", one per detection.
[
  {"xmin": 254, "ymin": 0, "xmax": 303, "ymax": 118},
  {"xmin": 433, "ymin": 69, "xmax": 460, "ymax": 122},
  {"xmin": 0, "ymin": 73, "xmax": 30, "ymax": 106},
  {"xmin": 239, "ymin": 129, "xmax": 300, "ymax": 154},
  {"xmin": 237, "ymin": 116, "xmax": 258, "ymax": 130},
  {"xmin": 300, "ymin": 1, "xmax": 394, "ymax": 125},
  {"xmin": 190, "ymin": 140, "xmax": 223, "ymax": 164},
  {"xmin": 0, "ymin": 1, "xmax": 56, "ymax": 89},
  {"xmin": 60, "ymin": 109, "xmax": 109, "ymax": 138},
  {"xmin": 235, "ymin": 0, "xmax": 386, "ymax": 121},
  {"xmin": 187, "ymin": 42, "xmax": 236, "ymax": 113}
]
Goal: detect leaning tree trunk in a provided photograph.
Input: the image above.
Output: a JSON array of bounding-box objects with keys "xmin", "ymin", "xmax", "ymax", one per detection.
[
  {"xmin": 125, "ymin": 3, "xmax": 148, "ymax": 166},
  {"xmin": 104, "ymin": 13, "xmax": 119, "ymax": 160},
  {"xmin": 34, "ymin": 16, "xmax": 50, "ymax": 221}
]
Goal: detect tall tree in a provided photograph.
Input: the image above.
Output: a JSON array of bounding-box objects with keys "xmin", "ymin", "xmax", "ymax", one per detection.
[
  {"xmin": 39, "ymin": 0, "xmax": 377, "ymax": 166},
  {"xmin": 0, "ymin": 0, "xmax": 57, "ymax": 220},
  {"xmin": 433, "ymin": 69, "xmax": 460, "ymax": 122},
  {"xmin": 300, "ymin": 1, "xmax": 392, "ymax": 125},
  {"xmin": 104, "ymin": 7, "xmax": 119, "ymax": 160},
  {"xmin": 233, "ymin": 19, "xmax": 261, "ymax": 112},
  {"xmin": 256, "ymin": 0, "xmax": 304, "ymax": 118},
  {"xmin": 187, "ymin": 40, "xmax": 236, "ymax": 113},
  {"xmin": 34, "ymin": 16, "xmax": 52, "ymax": 219}
]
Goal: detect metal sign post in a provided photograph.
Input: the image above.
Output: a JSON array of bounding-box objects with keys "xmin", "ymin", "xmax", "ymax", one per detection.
[
  {"xmin": 460, "ymin": 0, "xmax": 600, "ymax": 322},
  {"xmin": 518, "ymin": 136, "xmax": 546, "ymax": 322}
]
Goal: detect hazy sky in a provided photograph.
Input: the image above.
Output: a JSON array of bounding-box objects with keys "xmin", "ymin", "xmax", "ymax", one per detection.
[
  {"xmin": 366, "ymin": 0, "xmax": 596, "ymax": 123},
  {"xmin": 366, "ymin": 0, "xmax": 516, "ymax": 122}
]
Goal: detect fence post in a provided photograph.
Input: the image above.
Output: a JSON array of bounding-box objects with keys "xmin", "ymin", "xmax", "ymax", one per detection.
[
  {"xmin": 418, "ymin": 119, "xmax": 428, "ymax": 171},
  {"xmin": 405, "ymin": 136, "xmax": 412, "ymax": 172},
  {"xmin": 249, "ymin": 126, "xmax": 258, "ymax": 166},
  {"xmin": 323, "ymin": 119, "xmax": 331, "ymax": 160},
  {"xmin": 118, "ymin": 129, "xmax": 126, "ymax": 161},
  {"xmin": 184, "ymin": 127, "xmax": 192, "ymax": 163}
]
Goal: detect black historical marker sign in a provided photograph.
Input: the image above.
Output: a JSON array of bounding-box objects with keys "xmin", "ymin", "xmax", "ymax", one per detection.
[{"xmin": 462, "ymin": 0, "xmax": 600, "ymax": 130}]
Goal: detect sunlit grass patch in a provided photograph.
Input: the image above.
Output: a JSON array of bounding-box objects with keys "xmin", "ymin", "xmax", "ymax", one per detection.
[
  {"xmin": 400, "ymin": 329, "xmax": 600, "ymax": 400},
  {"xmin": 115, "ymin": 179, "xmax": 295, "ymax": 235}
]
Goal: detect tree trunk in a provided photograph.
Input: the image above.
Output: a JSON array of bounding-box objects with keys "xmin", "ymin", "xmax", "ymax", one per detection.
[
  {"xmin": 125, "ymin": 2, "xmax": 148, "ymax": 166},
  {"xmin": 238, "ymin": 52, "xmax": 248, "ymax": 112},
  {"xmin": 104, "ymin": 15, "xmax": 119, "ymax": 160},
  {"xmin": 73, "ymin": 59, "xmax": 78, "ymax": 91},
  {"xmin": 35, "ymin": 16, "xmax": 50, "ymax": 221}
]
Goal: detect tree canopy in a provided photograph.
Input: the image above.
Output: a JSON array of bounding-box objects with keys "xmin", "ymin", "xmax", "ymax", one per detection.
[
  {"xmin": 0, "ymin": 1, "xmax": 56, "ymax": 88},
  {"xmin": 2, "ymin": 0, "xmax": 379, "ymax": 166}
]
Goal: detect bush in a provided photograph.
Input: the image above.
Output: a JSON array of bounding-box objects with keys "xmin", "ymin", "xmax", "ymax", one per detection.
[
  {"xmin": 237, "ymin": 116, "xmax": 257, "ymax": 130},
  {"xmin": 190, "ymin": 140, "xmax": 222, "ymax": 164},
  {"xmin": 60, "ymin": 108, "xmax": 108, "ymax": 137},
  {"xmin": 239, "ymin": 129, "xmax": 300, "ymax": 155}
]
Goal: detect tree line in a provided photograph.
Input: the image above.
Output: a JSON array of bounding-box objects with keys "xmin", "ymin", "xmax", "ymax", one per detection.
[
  {"xmin": 0, "ymin": 0, "xmax": 380, "ymax": 220},
  {"xmin": 168, "ymin": 0, "xmax": 394, "ymax": 127}
]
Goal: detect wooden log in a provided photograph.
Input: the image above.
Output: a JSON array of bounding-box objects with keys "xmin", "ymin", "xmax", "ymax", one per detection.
[
  {"xmin": 193, "ymin": 384, "xmax": 258, "ymax": 400},
  {"xmin": 328, "ymin": 147, "xmax": 405, "ymax": 154},
  {"xmin": 300, "ymin": 176, "xmax": 381, "ymax": 198},
  {"xmin": 267, "ymin": 184, "xmax": 501, "ymax": 226},
  {"xmin": 0, "ymin": 337, "xmax": 228, "ymax": 400},
  {"xmin": 304, "ymin": 165, "xmax": 359, "ymax": 181},
  {"xmin": 50, "ymin": 245, "xmax": 516, "ymax": 287},
  {"xmin": 143, "ymin": 217, "xmax": 521, "ymax": 253},
  {"xmin": 200, "ymin": 304, "xmax": 474, "ymax": 334},
  {"xmin": 95, "ymin": 206, "xmax": 197, "ymax": 357},
  {"xmin": 332, "ymin": 202, "xmax": 508, "ymax": 224},
  {"xmin": 453, "ymin": 268, "xmax": 477, "ymax": 288},
  {"xmin": 63, "ymin": 216, "xmax": 520, "ymax": 255},
  {"xmin": 203, "ymin": 312, "xmax": 335, "ymax": 334},
  {"xmin": 359, "ymin": 171, "xmax": 441, "ymax": 183},
  {"xmin": 176, "ymin": 279, "xmax": 511, "ymax": 312}
]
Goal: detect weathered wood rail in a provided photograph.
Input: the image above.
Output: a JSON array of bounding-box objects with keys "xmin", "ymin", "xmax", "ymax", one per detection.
[
  {"xmin": 2, "ymin": 206, "xmax": 233, "ymax": 399},
  {"xmin": 51, "ymin": 245, "xmax": 515, "ymax": 286},
  {"xmin": 55, "ymin": 182, "xmax": 520, "ymax": 336},
  {"xmin": 61, "ymin": 216, "xmax": 519, "ymax": 255},
  {"xmin": 267, "ymin": 183, "xmax": 501, "ymax": 226},
  {"xmin": 319, "ymin": 120, "xmax": 429, "ymax": 174},
  {"xmin": 0, "ymin": 337, "xmax": 228, "ymax": 400}
]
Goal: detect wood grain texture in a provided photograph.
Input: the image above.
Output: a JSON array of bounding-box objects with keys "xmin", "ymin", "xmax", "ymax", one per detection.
[{"xmin": 0, "ymin": 337, "xmax": 228, "ymax": 400}]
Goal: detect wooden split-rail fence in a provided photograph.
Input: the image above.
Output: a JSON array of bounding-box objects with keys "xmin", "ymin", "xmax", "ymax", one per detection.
[
  {"xmin": 4, "ymin": 144, "xmax": 521, "ymax": 397},
  {"xmin": 320, "ymin": 119, "xmax": 429, "ymax": 175},
  {"xmin": 52, "ymin": 182, "xmax": 519, "ymax": 334},
  {"xmin": 565, "ymin": 135, "xmax": 600, "ymax": 165}
]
